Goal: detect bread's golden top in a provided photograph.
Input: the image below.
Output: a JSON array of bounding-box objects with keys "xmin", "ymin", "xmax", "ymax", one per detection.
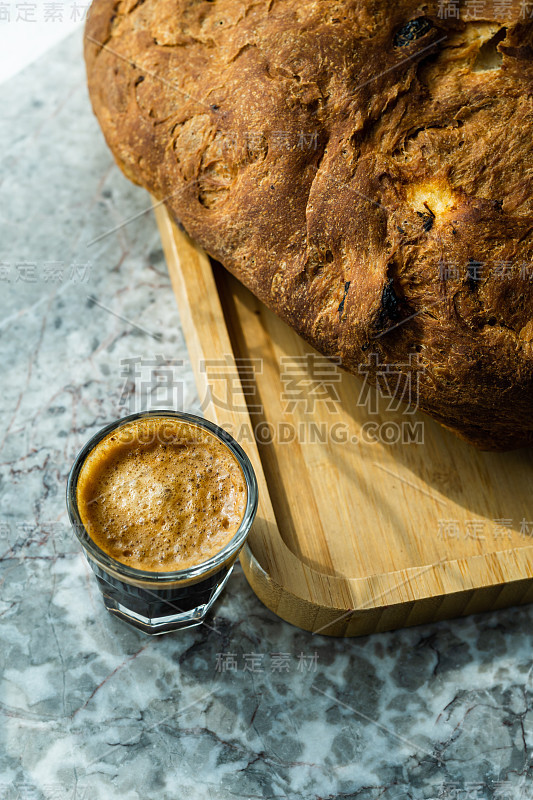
[{"xmin": 85, "ymin": 1, "xmax": 533, "ymax": 449}]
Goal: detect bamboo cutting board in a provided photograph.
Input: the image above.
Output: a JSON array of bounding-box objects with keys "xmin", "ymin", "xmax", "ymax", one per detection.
[{"xmin": 154, "ymin": 203, "xmax": 533, "ymax": 637}]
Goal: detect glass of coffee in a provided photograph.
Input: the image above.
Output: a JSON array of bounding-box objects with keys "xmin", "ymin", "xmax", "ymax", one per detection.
[{"xmin": 66, "ymin": 411, "xmax": 258, "ymax": 634}]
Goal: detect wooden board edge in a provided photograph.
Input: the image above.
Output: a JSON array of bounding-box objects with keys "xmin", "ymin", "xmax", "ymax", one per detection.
[
  {"xmin": 241, "ymin": 543, "xmax": 533, "ymax": 637},
  {"xmin": 154, "ymin": 201, "xmax": 533, "ymax": 636}
]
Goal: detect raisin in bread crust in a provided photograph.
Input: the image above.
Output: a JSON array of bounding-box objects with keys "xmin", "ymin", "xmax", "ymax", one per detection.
[{"xmin": 84, "ymin": 0, "xmax": 533, "ymax": 449}]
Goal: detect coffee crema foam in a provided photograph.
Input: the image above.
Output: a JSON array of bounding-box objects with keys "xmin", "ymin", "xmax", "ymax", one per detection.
[{"xmin": 76, "ymin": 418, "xmax": 247, "ymax": 571}]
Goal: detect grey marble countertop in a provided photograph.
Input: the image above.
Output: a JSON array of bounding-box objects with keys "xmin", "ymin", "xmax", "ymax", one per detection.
[{"xmin": 1, "ymin": 30, "xmax": 532, "ymax": 800}]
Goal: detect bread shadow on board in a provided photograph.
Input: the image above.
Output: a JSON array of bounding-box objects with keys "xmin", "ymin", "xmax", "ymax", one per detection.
[{"xmin": 213, "ymin": 260, "xmax": 533, "ymax": 564}]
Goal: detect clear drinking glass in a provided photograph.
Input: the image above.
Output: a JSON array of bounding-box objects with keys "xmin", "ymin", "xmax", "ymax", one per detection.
[{"xmin": 66, "ymin": 410, "xmax": 258, "ymax": 635}]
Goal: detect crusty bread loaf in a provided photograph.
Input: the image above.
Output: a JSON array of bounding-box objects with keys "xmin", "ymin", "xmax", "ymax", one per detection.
[{"xmin": 84, "ymin": 0, "xmax": 533, "ymax": 450}]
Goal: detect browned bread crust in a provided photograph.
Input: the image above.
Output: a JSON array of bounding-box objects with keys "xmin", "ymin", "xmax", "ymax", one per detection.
[{"xmin": 84, "ymin": 0, "xmax": 533, "ymax": 450}]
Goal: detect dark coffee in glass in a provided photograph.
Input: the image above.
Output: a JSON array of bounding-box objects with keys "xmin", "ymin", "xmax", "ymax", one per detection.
[{"xmin": 66, "ymin": 411, "xmax": 258, "ymax": 634}]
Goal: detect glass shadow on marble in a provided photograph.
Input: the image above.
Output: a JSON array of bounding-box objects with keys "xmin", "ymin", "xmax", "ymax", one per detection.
[{"xmin": 66, "ymin": 411, "xmax": 258, "ymax": 635}]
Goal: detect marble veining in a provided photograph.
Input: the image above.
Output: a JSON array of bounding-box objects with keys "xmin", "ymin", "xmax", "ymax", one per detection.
[{"xmin": 0, "ymin": 29, "xmax": 532, "ymax": 800}]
